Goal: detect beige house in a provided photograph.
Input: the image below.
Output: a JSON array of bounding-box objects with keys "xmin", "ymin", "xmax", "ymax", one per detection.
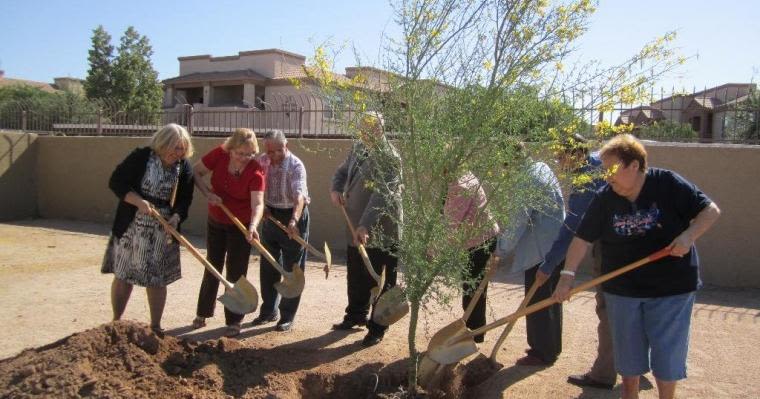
[
  {"xmin": 161, "ymin": 49, "xmax": 394, "ymax": 135},
  {"xmin": 616, "ymin": 83, "xmax": 756, "ymax": 139},
  {"xmin": 0, "ymin": 71, "xmax": 84, "ymax": 95}
]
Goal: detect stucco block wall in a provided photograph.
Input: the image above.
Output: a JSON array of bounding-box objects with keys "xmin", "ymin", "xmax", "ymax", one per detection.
[
  {"xmin": 0, "ymin": 131, "xmax": 38, "ymax": 221},
  {"xmin": 4, "ymin": 133, "xmax": 758, "ymax": 287},
  {"xmin": 34, "ymin": 136, "xmax": 352, "ymax": 253},
  {"xmin": 646, "ymin": 142, "xmax": 760, "ymax": 287}
]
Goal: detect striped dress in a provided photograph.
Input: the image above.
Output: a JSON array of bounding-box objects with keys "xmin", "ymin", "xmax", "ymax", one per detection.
[{"xmin": 102, "ymin": 153, "xmax": 182, "ymax": 287}]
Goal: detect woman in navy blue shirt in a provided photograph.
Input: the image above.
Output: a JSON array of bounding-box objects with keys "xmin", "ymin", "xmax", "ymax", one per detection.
[{"xmin": 552, "ymin": 134, "xmax": 720, "ymax": 399}]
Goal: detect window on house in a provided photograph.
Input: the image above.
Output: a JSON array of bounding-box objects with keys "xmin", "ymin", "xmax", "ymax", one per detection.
[{"xmin": 211, "ymin": 85, "xmax": 244, "ymax": 107}]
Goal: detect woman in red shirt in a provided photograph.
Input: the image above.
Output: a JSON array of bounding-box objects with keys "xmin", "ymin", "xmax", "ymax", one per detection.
[{"xmin": 191, "ymin": 128, "xmax": 265, "ymax": 337}]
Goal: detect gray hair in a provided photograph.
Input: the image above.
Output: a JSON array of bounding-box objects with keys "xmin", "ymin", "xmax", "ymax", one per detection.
[{"xmin": 262, "ymin": 129, "xmax": 287, "ymax": 145}]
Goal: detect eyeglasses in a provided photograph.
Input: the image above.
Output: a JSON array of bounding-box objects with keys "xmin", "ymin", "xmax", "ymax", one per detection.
[{"xmin": 233, "ymin": 150, "xmax": 255, "ymax": 158}]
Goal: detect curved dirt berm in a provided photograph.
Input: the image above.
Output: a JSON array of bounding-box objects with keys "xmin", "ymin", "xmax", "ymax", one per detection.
[{"xmin": 0, "ymin": 321, "xmax": 474, "ymax": 398}]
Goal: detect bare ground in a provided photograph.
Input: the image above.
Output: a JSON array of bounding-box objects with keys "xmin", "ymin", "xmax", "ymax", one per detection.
[{"xmin": 0, "ymin": 219, "xmax": 758, "ymax": 398}]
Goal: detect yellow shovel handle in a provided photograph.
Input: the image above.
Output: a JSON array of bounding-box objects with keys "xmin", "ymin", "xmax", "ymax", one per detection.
[
  {"xmin": 217, "ymin": 203, "xmax": 288, "ymax": 276},
  {"xmin": 339, "ymin": 202, "xmax": 382, "ymax": 284},
  {"xmin": 266, "ymin": 215, "xmax": 327, "ymax": 261},
  {"xmin": 463, "ymin": 254, "xmax": 499, "ymax": 321},
  {"xmin": 489, "ymin": 279, "xmax": 540, "ymax": 361},
  {"xmin": 467, "ymin": 247, "xmax": 672, "ymax": 339},
  {"xmin": 150, "ymin": 208, "xmax": 233, "ymax": 290}
]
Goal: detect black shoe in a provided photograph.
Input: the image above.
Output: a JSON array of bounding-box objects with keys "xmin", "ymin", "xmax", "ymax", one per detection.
[
  {"xmin": 332, "ymin": 319, "xmax": 365, "ymax": 330},
  {"xmin": 361, "ymin": 334, "xmax": 383, "ymax": 347},
  {"xmin": 276, "ymin": 321, "xmax": 293, "ymax": 332},
  {"xmin": 567, "ymin": 374, "xmax": 614, "ymax": 390},
  {"xmin": 250, "ymin": 313, "xmax": 279, "ymax": 326}
]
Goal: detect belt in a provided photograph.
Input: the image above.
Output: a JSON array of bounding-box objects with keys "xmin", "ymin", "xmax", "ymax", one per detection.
[
  {"xmin": 143, "ymin": 194, "xmax": 170, "ymax": 208},
  {"xmin": 267, "ymin": 205, "xmax": 294, "ymax": 214}
]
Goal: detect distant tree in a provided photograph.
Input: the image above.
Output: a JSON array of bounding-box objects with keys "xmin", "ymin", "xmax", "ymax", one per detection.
[
  {"xmin": 111, "ymin": 26, "xmax": 163, "ymax": 116},
  {"xmin": 84, "ymin": 25, "xmax": 114, "ymax": 100},
  {"xmin": 724, "ymin": 89, "xmax": 760, "ymax": 141},
  {"xmin": 637, "ymin": 120, "xmax": 697, "ymax": 141}
]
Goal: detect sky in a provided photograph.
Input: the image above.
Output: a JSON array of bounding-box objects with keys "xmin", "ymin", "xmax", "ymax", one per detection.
[{"xmin": 1, "ymin": 0, "xmax": 758, "ymax": 93}]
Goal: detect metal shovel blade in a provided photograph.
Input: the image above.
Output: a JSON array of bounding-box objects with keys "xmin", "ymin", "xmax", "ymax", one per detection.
[
  {"xmin": 274, "ymin": 264, "xmax": 305, "ymax": 299},
  {"xmin": 372, "ymin": 286, "xmax": 409, "ymax": 326},
  {"xmin": 323, "ymin": 242, "xmax": 332, "ymax": 279},
  {"xmin": 428, "ymin": 335, "xmax": 479, "ymax": 365},
  {"xmin": 218, "ymin": 276, "xmax": 259, "ymax": 315}
]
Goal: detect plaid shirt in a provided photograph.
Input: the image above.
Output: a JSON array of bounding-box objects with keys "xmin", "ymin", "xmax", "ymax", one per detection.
[{"xmin": 257, "ymin": 152, "xmax": 310, "ymax": 209}]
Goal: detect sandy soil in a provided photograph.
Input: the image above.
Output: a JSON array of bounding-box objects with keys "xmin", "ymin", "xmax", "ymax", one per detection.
[{"xmin": 1, "ymin": 219, "xmax": 759, "ymax": 398}]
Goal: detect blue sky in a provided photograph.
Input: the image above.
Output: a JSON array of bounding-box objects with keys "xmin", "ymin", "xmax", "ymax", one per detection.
[{"xmin": 1, "ymin": 0, "xmax": 758, "ymax": 92}]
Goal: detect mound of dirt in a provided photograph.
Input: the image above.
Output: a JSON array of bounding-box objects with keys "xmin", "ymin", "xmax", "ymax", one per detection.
[{"xmin": 0, "ymin": 321, "xmax": 471, "ymax": 398}]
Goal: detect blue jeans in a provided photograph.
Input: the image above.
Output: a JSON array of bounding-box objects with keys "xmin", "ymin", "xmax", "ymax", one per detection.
[
  {"xmin": 605, "ymin": 291, "xmax": 696, "ymax": 381},
  {"xmin": 258, "ymin": 206, "xmax": 309, "ymax": 323}
]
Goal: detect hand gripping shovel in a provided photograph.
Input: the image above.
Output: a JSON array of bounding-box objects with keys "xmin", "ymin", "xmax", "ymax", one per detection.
[
  {"xmin": 417, "ymin": 253, "xmax": 500, "ymax": 387},
  {"xmin": 339, "ymin": 203, "xmax": 409, "ymax": 326},
  {"xmin": 339, "ymin": 203, "xmax": 387, "ymax": 302},
  {"xmin": 218, "ymin": 204, "xmax": 305, "ymax": 299},
  {"xmin": 150, "ymin": 208, "xmax": 258, "ymax": 315},
  {"xmin": 426, "ymin": 247, "xmax": 672, "ymax": 367},
  {"xmin": 266, "ymin": 215, "xmax": 333, "ymax": 279},
  {"xmin": 489, "ymin": 279, "xmax": 541, "ymax": 362}
]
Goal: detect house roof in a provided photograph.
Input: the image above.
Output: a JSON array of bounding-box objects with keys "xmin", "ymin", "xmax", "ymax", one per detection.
[
  {"xmin": 688, "ymin": 97, "xmax": 723, "ymax": 110},
  {"xmin": 178, "ymin": 48, "xmax": 306, "ymax": 62},
  {"xmin": 615, "ymin": 106, "xmax": 664, "ymax": 125},
  {"xmin": 0, "ymin": 77, "xmax": 58, "ymax": 93},
  {"xmin": 652, "ymin": 83, "xmax": 756, "ymax": 106},
  {"xmin": 162, "ymin": 69, "xmax": 269, "ymax": 85}
]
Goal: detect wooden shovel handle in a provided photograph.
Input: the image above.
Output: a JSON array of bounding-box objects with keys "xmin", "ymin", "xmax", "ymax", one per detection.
[
  {"xmin": 339, "ymin": 202, "xmax": 383, "ymax": 284},
  {"xmin": 463, "ymin": 254, "xmax": 499, "ymax": 321},
  {"xmin": 217, "ymin": 203, "xmax": 288, "ymax": 276},
  {"xmin": 150, "ymin": 208, "xmax": 233, "ymax": 289},
  {"xmin": 467, "ymin": 247, "xmax": 672, "ymax": 339},
  {"xmin": 266, "ymin": 215, "xmax": 327, "ymax": 261},
  {"xmin": 490, "ymin": 279, "xmax": 540, "ymax": 360}
]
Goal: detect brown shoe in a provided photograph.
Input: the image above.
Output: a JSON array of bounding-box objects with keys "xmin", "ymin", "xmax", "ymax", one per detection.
[{"xmin": 567, "ymin": 373, "xmax": 614, "ymax": 390}]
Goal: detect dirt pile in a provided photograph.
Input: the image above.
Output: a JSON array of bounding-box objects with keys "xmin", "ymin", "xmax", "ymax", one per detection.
[{"xmin": 0, "ymin": 321, "xmax": 473, "ymax": 398}]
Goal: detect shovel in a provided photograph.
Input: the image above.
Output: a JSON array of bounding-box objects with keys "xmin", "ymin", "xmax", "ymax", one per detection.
[
  {"xmin": 266, "ymin": 215, "xmax": 333, "ymax": 279},
  {"xmin": 338, "ymin": 202, "xmax": 408, "ymax": 326},
  {"xmin": 489, "ymin": 279, "xmax": 541, "ymax": 362},
  {"xmin": 426, "ymin": 247, "xmax": 672, "ymax": 367},
  {"xmin": 338, "ymin": 203, "xmax": 386, "ymax": 302},
  {"xmin": 418, "ymin": 253, "xmax": 500, "ymax": 387},
  {"xmin": 149, "ymin": 208, "xmax": 258, "ymax": 315},
  {"xmin": 218, "ymin": 204, "xmax": 305, "ymax": 299}
]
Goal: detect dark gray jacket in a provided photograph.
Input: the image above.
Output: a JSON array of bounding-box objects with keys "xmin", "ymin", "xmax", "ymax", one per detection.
[{"xmin": 331, "ymin": 140, "xmax": 401, "ymax": 247}]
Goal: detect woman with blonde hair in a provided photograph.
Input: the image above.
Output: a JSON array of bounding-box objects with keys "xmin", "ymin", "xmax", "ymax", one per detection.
[
  {"xmin": 553, "ymin": 134, "xmax": 720, "ymax": 399},
  {"xmin": 192, "ymin": 128, "xmax": 266, "ymax": 337},
  {"xmin": 102, "ymin": 123, "xmax": 195, "ymax": 332}
]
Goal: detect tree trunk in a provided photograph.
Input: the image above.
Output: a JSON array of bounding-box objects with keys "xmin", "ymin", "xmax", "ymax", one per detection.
[{"xmin": 407, "ymin": 301, "xmax": 420, "ymax": 394}]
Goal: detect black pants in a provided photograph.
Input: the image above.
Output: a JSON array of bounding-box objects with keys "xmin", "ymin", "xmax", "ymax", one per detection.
[
  {"xmin": 258, "ymin": 206, "xmax": 309, "ymax": 323},
  {"xmin": 462, "ymin": 238, "xmax": 497, "ymax": 343},
  {"xmin": 344, "ymin": 245, "xmax": 398, "ymax": 338},
  {"xmin": 196, "ymin": 219, "xmax": 252, "ymax": 325},
  {"xmin": 524, "ymin": 262, "xmax": 563, "ymax": 364}
]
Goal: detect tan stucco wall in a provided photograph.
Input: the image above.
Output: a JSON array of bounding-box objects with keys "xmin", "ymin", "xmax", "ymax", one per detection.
[
  {"xmin": 4, "ymin": 133, "xmax": 758, "ymax": 287},
  {"xmin": 34, "ymin": 136, "xmax": 353, "ymax": 252},
  {"xmin": 646, "ymin": 142, "xmax": 760, "ymax": 287},
  {"xmin": 0, "ymin": 131, "xmax": 38, "ymax": 220}
]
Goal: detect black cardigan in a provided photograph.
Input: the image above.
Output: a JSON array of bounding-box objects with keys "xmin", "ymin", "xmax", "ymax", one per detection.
[{"xmin": 108, "ymin": 147, "xmax": 194, "ymax": 238}]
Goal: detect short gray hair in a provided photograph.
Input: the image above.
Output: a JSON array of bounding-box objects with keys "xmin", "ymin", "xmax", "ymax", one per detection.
[{"xmin": 262, "ymin": 129, "xmax": 287, "ymax": 145}]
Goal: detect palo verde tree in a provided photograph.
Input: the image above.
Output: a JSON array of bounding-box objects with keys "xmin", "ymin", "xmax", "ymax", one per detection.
[{"xmin": 303, "ymin": 0, "xmax": 685, "ymax": 391}]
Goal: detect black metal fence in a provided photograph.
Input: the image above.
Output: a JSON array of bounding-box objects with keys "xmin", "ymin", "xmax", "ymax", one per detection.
[{"xmin": 1, "ymin": 85, "xmax": 758, "ymax": 143}]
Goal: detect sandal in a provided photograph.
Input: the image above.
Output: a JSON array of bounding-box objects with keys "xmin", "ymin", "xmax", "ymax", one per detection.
[
  {"xmin": 224, "ymin": 323, "xmax": 241, "ymax": 338},
  {"xmin": 192, "ymin": 317, "xmax": 206, "ymax": 329}
]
